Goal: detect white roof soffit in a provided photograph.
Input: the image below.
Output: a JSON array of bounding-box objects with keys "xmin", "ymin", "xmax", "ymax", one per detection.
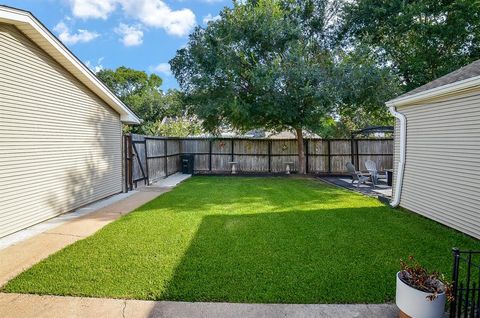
[
  {"xmin": 0, "ymin": 6, "xmax": 141, "ymax": 124},
  {"xmin": 386, "ymin": 75, "xmax": 480, "ymax": 108}
]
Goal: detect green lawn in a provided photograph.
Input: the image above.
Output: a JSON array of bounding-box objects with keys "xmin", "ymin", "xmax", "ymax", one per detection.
[{"xmin": 3, "ymin": 177, "xmax": 479, "ymax": 303}]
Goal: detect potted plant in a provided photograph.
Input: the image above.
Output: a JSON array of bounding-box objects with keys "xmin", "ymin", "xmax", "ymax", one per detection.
[{"xmin": 396, "ymin": 256, "xmax": 453, "ymax": 318}]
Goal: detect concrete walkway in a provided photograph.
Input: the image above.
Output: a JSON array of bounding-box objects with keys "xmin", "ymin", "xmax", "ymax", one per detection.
[{"xmin": 0, "ymin": 293, "xmax": 398, "ymax": 318}]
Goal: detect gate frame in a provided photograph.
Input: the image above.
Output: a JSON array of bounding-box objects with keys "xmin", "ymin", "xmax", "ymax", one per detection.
[{"xmin": 450, "ymin": 248, "xmax": 480, "ymax": 318}]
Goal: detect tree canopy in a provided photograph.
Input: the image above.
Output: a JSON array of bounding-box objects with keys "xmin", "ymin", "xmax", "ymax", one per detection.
[
  {"xmin": 341, "ymin": 0, "xmax": 480, "ymax": 90},
  {"xmin": 96, "ymin": 67, "xmax": 197, "ymax": 135},
  {"xmin": 171, "ymin": 0, "xmax": 343, "ymax": 173},
  {"xmin": 329, "ymin": 46, "xmax": 402, "ymax": 137}
]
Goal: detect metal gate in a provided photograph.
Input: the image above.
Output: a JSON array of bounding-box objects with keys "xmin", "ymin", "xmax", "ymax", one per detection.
[{"xmin": 450, "ymin": 248, "xmax": 480, "ymax": 318}]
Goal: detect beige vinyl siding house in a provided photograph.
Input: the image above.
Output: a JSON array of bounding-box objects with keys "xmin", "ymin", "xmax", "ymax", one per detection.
[
  {"xmin": 0, "ymin": 6, "xmax": 140, "ymax": 238},
  {"xmin": 387, "ymin": 60, "xmax": 480, "ymax": 240}
]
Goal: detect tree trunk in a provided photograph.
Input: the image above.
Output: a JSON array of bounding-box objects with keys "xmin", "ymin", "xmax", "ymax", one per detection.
[{"xmin": 295, "ymin": 127, "xmax": 306, "ymax": 174}]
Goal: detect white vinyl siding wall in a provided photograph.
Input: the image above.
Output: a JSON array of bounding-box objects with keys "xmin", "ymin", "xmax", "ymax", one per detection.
[
  {"xmin": 393, "ymin": 90, "xmax": 480, "ymax": 239},
  {"xmin": 0, "ymin": 24, "xmax": 123, "ymax": 238}
]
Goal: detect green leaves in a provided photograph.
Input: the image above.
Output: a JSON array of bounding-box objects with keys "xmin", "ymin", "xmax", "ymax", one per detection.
[
  {"xmin": 330, "ymin": 46, "xmax": 402, "ymax": 132},
  {"xmin": 96, "ymin": 67, "xmax": 192, "ymax": 135},
  {"xmin": 170, "ymin": 0, "xmax": 338, "ymax": 135},
  {"xmin": 170, "ymin": 0, "xmax": 403, "ymax": 139},
  {"xmin": 341, "ymin": 0, "xmax": 480, "ymax": 90}
]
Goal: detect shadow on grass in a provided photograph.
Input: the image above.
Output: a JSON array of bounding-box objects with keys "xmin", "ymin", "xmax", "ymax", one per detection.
[{"xmin": 150, "ymin": 207, "xmax": 474, "ymax": 306}]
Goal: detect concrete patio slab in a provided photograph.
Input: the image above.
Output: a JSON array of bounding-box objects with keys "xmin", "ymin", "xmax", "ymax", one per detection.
[
  {"xmin": 149, "ymin": 173, "xmax": 192, "ymax": 188},
  {"xmin": 147, "ymin": 301, "xmax": 399, "ymax": 318},
  {"xmin": 319, "ymin": 176, "xmax": 392, "ymax": 198},
  {"xmin": 0, "ymin": 293, "xmax": 399, "ymax": 318}
]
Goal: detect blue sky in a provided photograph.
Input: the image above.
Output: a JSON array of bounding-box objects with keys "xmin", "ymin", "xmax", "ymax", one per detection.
[{"xmin": 3, "ymin": 0, "xmax": 231, "ymax": 90}]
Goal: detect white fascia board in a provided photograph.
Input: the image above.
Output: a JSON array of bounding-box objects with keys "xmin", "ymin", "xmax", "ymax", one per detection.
[
  {"xmin": 386, "ymin": 75, "xmax": 480, "ymax": 108},
  {"xmin": 0, "ymin": 6, "xmax": 141, "ymax": 124}
]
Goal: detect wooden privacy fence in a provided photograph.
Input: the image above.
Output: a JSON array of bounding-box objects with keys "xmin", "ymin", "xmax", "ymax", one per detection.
[
  {"xmin": 125, "ymin": 134, "xmax": 393, "ymax": 189},
  {"xmin": 181, "ymin": 138, "xmax": 393, "ymax": 174}
]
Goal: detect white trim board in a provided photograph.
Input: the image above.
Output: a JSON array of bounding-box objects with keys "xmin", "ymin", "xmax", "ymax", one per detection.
[{"xmin": 387, "ymin": 75, "xmax": 480, "ymax": 108}]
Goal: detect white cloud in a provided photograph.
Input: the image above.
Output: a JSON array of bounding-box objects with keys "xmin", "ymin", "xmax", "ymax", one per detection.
[
  {"xmin": 202, "ymin": 14, "xmax": 220, "ymax": 24},
  {"xmin": 69, "ymin": 0, "xmax": 117, "ymax": 20},
  {"xmin": 68, "ymin": 0, "xmax": 196, "ymax": 37},
  {"xmin": 120, "ymin": 0, "xmax": 196, "ymax": 37},
  {"xmin": 152, "ymin": 63, "xmax": 172, "ymax": 76},
  {"xmin": 85, "ymin": 57, "xmax": 104, "ymax": 73},
  {"xmin": 53, "ymin": 21, "xmax": 99, "ymax": 45},
  {"xmin": 115, "ymin": 23, "xmax": 143, "ymax": 46}
]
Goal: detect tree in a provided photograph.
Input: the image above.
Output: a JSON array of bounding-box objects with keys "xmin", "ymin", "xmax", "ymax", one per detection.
[
  {"xmin": 97, "ymin": 66, "xmax": 200, "ymax": 137},
  {"xmin": 331, "ymin": 46, "xmax": 403, "ymax": 135},
  {"xmin": 171, "ymin": 0, "xmax": 341, "ymax": 174},
  {"xmin": 154, "ymin": 117, "xmax": 203, "ymax": 137},
  {"xmin": 96, "ymin": 67, "xmax": 164, "ymax": 134},
  {"xmin": 341, "ymin": 0, "xmax": 480, "ymax": 90},
  {"xmin": 308, "ymin": 51, "xmax": 402, "ymax": 138},
  {"xmin": 153, "ymin": 90, "xmax": 204, "ymax": 137}
]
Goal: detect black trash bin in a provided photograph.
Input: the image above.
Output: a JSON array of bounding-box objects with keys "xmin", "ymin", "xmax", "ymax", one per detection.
[{"xmin": 181, "ymin": 154, "xmax": 194, "ymax": 174}]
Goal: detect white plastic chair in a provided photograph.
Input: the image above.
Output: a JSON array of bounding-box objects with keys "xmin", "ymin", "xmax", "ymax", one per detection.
[
  {"xmin": 365, "ymin": 160, "xmax": 387, "ymax": 187},
  {"xmin": 346, "ymin": 162, "xmax": 370, "ymax": 188},
  {"xmin": 365, "ymin": 160, "xmax": 378, "ymax": 186}
]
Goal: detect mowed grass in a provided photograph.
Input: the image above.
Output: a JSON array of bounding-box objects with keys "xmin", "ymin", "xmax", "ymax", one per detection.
[{"xmin": 3, "ymin": 177, "xmax": 479, "ymax": 303}]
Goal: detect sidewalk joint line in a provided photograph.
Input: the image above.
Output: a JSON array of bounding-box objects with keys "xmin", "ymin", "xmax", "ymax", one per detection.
[
  {"xmin": 43, "ymin": 232, "xmax": 85, "ymax": 238},
  {"xmin": 122, "ymin": 299, "xmax": 127, "ymax": 318}
]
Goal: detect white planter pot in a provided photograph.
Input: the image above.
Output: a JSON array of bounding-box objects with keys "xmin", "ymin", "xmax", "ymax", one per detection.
[{"xmin": 396, "ymin": 271, "xmax": 446, "ymax": 318}]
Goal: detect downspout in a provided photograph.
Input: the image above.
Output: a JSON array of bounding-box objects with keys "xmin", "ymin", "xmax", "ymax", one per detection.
[{"xmin": 388, "ymin": 106, "xmax": 406, "ymax": 208}]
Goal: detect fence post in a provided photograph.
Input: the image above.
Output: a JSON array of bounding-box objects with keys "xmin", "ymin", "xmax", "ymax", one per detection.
[
  {"xmin": 356, "ymin": 139, "xmax": 360, "ymax": 170},
  {"xmin": 231, "ymin": 139, "xmax": 234, "ymax": 162},
  {"xmin": 305, "ymin": 139, "xmax": 309, "ymax": 174},
  {"xmin": 177, "ymin": 140, "xmax": 181, "ymax": 173},
  {"xmin": 209, "ymin": 140, "xmax": 212, "ymax": 171},
  {"xmin": 123, "ymin": 134, "xmax": 127, "ymax": 191},
  {"xmin": 144, "ymin": 138, "xmax": 149, "ymax": 185},
  {"xmin": 164, "ymin": 139, "xmax": 168, "ymax": 178},
  {"xmin": 464, "ymin": 252, "xmax": 473, "ymax": 317},
  {"xmin": 129, "ymin": 135, "xmax": 133, "ymax": 190},
  {"xmin": 327, "ymin": 140, "xmax": 331, "ymax": 174},
  {"xmin": 450, "ymin": 248, "xmax": 460, "ymax": 318},
  {"xmin": 124, "ymin": 134, "xmax": 132, "ymax": 192},
  {"xmin": 268, "ymin": 140, "xmax": 272, "ymax": 172},
  {"xmin": 350, "ymin": 138, "xmax": 355, "ymax": 167}
]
